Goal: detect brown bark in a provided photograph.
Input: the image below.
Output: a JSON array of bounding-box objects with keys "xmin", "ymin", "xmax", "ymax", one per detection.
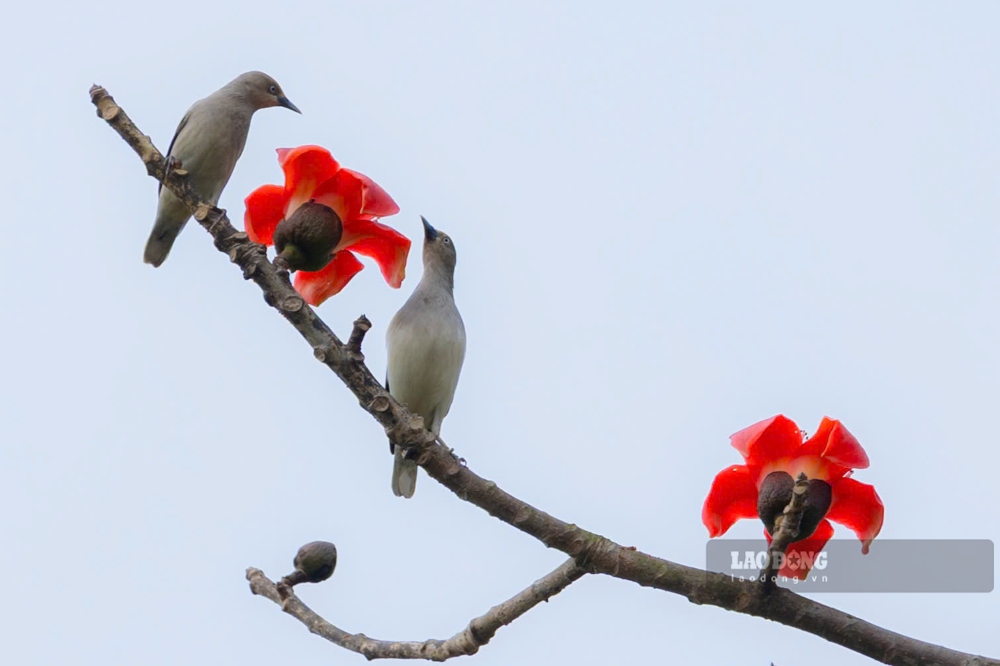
[{"xmin": 247, "ymin": 559, "xmax": 584, "ymax": 660}]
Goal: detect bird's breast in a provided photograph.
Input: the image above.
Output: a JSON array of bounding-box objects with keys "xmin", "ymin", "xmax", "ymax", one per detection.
[
  {"xmin": 385, "ymin": 309, "xmax": 466, "ymax": 423},
  {"xmin": 172, "ymin": 105, "xmax": 252, "ymax": 203}
]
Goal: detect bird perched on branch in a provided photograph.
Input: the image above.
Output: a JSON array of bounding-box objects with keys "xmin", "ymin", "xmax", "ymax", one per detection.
[
  {"xmin": 144, "ymin": 71, "xmax": 300, "ymax": 267},
  {"xmin": 385, "ymin": 217, "xmax": 466, "ymax": 498}
]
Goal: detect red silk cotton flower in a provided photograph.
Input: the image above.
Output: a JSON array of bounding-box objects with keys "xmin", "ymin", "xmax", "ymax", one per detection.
[
  {"xmin": 702, "ymin": 415, "xmax": 884, "ymax": 579},
  {"xmin": 244, "ymin": 145, "xmax": 410, "ymax": 306}
]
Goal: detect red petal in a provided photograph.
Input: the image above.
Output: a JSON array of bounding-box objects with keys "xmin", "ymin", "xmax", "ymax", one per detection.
[
  {"xmin": 310, "ymin": 170, "xmax": 365, "ymax": 222},
  {"xmin": 768, "ymin": 520, "xmax": 836, "ymax": 580},
  {"xmin": 293, "ymin": 251, "xmax": 365, "ymax": 306},
  {"xmin": 277, "ymin": 145, "xmax": 342, "ymax": 172},
  {"xmin": 730, "ymin": 415, "xmax": 802, "ymax": 469},
  {"xmin": 702, "ymin": 465, "xmax": 759, "ymax": 537},
  {"xmin": 802, "ymin": 417, "xmax": 870, "ymax": 470},
  {"xmin": 244, "ymin": 184, "xmax": 287, "ymax": 245},
  {"xmin": 827, "ymin": 477, "xmax": 884, "ymax": 554},
  {"xmin": 339, "ymin": 218, "xmax": 412, "ymax": 288},
  {"xmin": 341, "ymin": 167, "xmax": 400, "ymax": 217},
  {"xmin": 278, "ymin": 146, "xmax": 343, "ymax": 216}
]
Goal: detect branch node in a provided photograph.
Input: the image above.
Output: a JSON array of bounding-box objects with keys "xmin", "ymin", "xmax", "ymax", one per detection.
[
  {"xmin": 89, "ymin": 85, "xmax": 120, "ymax": 121},
  {"xmin": 280, "ymin": 295, "xmax": 305, "ymax": 313},
  {"xmin": 313, "ymin": 344, "xmax": 344, "ymax": 365},
  {"xmin": 386, "ymin": 415, "xmax": 434, "ymax": 456},
  {"xmin": 369, "ymin": 394, "xmax": 391, "ymax": 413},
  {"xmin": 89, "ymin": 83, "xmax": 107, "ymax": 105},
  {"xmin": 192, "ymin": 203, "xmax": 211, "ymax": 222},
  {"xmin": 347, "ymin": 315, "xmax": 372, "ymax": 357}
]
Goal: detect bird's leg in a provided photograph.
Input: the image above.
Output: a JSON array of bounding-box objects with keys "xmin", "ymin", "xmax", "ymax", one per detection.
[
  {"xmin": 435, "ymin": 436, "xmax": 466, "ymax": 466},
  {"xmin": 164, "ymin": 155, "xmax": 185, "ymax": 178}
]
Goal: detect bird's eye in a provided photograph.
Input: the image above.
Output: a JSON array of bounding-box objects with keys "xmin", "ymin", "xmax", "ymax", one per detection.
[
  {"xmin": 269, "ymin": 85, "xmax": 278, "ymax": 94},
  {"xmin": 443, "ymin": 237, "xmax": 451, "ymax": 244}
]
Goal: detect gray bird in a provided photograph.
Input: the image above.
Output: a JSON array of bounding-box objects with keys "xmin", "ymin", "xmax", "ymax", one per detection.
[
  {"xmin": 385, "ymin": 217, "xmax": 466, "ymax": 498},
  {"xmin": 144, "ymin": 71, "xmax": 300, "ymax": 267}
]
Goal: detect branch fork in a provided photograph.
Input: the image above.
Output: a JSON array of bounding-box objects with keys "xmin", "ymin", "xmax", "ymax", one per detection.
[{"xmin": 247, "ymin": 559, "xmax": 584, "ymax": 661}]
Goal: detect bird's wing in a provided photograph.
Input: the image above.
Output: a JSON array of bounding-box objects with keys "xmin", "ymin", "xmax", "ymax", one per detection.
[{"xmin": 159, "ymin": 110, "xmax": 191, "ymax": 195}]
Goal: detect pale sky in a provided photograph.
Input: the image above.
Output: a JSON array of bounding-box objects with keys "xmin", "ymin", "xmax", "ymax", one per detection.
[{"xmin": 2, "ymin": 2, "xmax": 998, "ymax": 664}]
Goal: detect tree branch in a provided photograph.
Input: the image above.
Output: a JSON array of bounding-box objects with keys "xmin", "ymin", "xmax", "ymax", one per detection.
[
  {"xmin": 760, "ymin": 472, "xmax": 810, "ymax": 588},
  {"xmin": 91, "ymin": 84, "xmax": 998, "ymax": 666},
  {"xmin": 247, "ymin": 559, "xmax": 585, "ymax": 661}
]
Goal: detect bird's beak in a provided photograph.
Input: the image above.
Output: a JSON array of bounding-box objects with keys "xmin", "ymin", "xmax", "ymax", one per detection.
[
  {"xmin": 421, "ymin": 216, "xmax": 438, "ymax": 241},
  {"xmin": 278, "ymin": 96, "xmax": 302, "ymax": 114}
]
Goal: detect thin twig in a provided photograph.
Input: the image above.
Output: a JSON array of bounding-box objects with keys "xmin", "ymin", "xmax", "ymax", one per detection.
[
  {"xmin": 759, "ymin": 472, "xmax": 810, "ymax": 589},
  {"xmin": 91, "ymin": 84, "xmax": 999, "ymax": 666},
  {"xmin": 247, "ymin": 560, "xmax": 585, "ymax": 661},
  {"xmin": 347, "ymin": 315, "xmax": 372, "ymax": 358}
]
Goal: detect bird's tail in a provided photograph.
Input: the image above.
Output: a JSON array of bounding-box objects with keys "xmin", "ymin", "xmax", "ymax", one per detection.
[
  {"xmin": 391, "ymin": 448, "xmax": 418, "ymax": 498},
  {"xmin": 143, "ymin": 221, "xmax": 183, "ymax": 267},
  {"xmin": 144, "ymin": 193, "xmax": 190, "ymax": 267}
]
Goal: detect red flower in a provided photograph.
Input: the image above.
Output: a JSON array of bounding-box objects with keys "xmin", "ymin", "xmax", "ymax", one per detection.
[
  {"xmin": 702, "ymin": 415, "xmax": 884, "ymax": 579},
  {"xmin": 244, "ymin": 145, "xmax": 410, "ymax": 305}
]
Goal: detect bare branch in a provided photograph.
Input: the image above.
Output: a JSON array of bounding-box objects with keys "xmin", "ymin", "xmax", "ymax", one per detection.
[
  {"xmin": 347, "ymin": 315, "xmax": 372, "ymax": 359},
  {"xmin": 246, "ymin": 560, "xmax": 585, "ymax": 661},
  {"xmin": 92, "ymin": 84, "xmax": 999, "ymax": 666},
  {"xmin": 759, "ymin": 472, "xmax": 809, "ymax": 588}
]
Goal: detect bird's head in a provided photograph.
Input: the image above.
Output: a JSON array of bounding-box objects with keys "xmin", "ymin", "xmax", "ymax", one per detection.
[
  {"xmin": 421, "ymin": 216, "xmax": 457, "ymax": 275},
  {"xmin": 237, "ymin": 71, "xmax": 301, "ymax": 113}
]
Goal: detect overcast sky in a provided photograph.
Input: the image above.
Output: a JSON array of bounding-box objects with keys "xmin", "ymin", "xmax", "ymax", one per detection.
[{"xmin": 1, "ymin": 2, "xmax": 997, "ymax": 664}]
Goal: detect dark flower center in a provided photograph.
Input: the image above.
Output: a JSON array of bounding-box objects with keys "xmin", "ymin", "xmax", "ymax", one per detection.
[
  {"xmin": 757, "ymin": 471, "xmax": 833, "ymax": 539},
  {"xmin": 273, "ymin": 201, "xmax": 344, "ymax": 272}
]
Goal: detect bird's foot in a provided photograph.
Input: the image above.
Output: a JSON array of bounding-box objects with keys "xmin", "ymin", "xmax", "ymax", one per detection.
[
  {"xmin": 435, "ymin": 437, "xmax": 466, "ymax": 466},
  {"xmin": 164, "ymin": 155, "xmax": 187, "ymax": 178}
]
